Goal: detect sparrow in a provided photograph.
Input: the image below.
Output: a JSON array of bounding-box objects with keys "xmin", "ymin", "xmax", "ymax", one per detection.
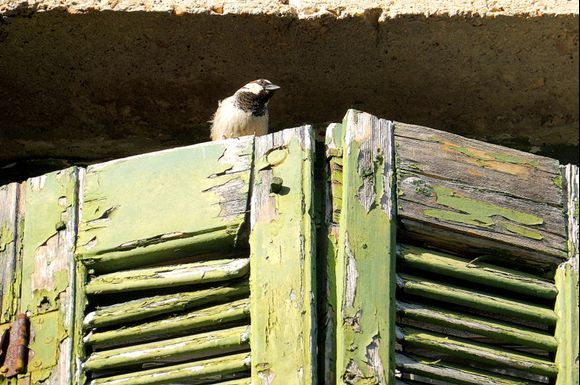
[{"xmin": 210, "ymin": 79, "xmax": 281, "ymax": 141}]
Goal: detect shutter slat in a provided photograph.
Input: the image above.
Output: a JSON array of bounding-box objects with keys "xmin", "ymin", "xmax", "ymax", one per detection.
[
  {"xmin": 90, "ymin": 352, "xmax": 251, "ymax": 385},
  {"xmin": 397, "ymin": 274, "xmax": 557, "ymax": 325},
  {"xmin": 397, "ymin": 301, "xmax": 557, "ymax": 351},
  {"xmin": 398, "ymin": 326, "xmax": 557, "ymax": 377},
  {"xmin": 85, "ymin": 258, "xmax": 249, "ymax": 295},
  {"xmin": 398, "ymin": 244, "xmax": 557, "ymax": 300},
  {"xmin": 84, "ymin": 283, "xmax": 248, "ymax": 328},
  {"xmin": 76, "ymin": 137, "xmax": 253, "ymax": 273},
  {"xmin": 85, "ymin": 297, "xmax": 250, "ymax": 348},
  {"xmin": 84, "ymin": 325, "xmax": 250, "ymax": 371},
  {"xmin": 396, "ymin": 353, "xmax": 545, "ymax": 385}
]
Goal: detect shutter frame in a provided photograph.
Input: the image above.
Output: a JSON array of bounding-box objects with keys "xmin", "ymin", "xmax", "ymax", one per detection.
[{"xmin": 249, "ymin": 126, "xmax": 317, "ymax": 385}]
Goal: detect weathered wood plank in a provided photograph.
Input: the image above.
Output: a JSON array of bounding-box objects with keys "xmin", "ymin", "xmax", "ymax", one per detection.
[
  {"xmin": 395, "ymin": 122, "xmax": 567, "ymax": 268},
  {"xmin": 320, "ymin": 122, "xmax": 344, "ymax": 385},
  {"xmin": 554, "ymin": 164, "xmax": 579, "ymax": 385},
  {"xmin": 76, "ymin": 137, "xmax": 253, "ymax": 272},
  {"xmin": 397, "ymin": 301, "xmax": 557, "ymax": 351},
  {"xmin": 249, "ymin": 126, "xmax": 316, "ymax": 385},
  {"xmin": 397, "ymin": 274, "xmax": 557, "ymax": 325},
  {"xmin": 0, "ymin": 183, "xmax": 22, "ymax": 324},
  {"xmin": 398, "ymin": 244, "xmax": 557, "ymax": 299},
  {"xmin": 334, "ymin": 110, "xmax": 396, "ymax": 384},
  {"xmin": 84, "ymin": 325, "xmax": 250, "ymax": 371},
  {"xmin": 90, "ymin": 352, "xmax": 251, "ymax": 385},
  {"xmin": 18, "ymin": 168, "xmax": 80, "ymax": 385},
  {"xmin": 396, "ymin": 353, "xmax": 543, "ymax": 385},
  {"xmin": 84, "ymin": 282, "xmax": 248, "ymax": 329},
  {"xmin": 85, "ymin": 258, "xmax": 249, "ymax": 295},
  {"xmin": 397, "ymin": 326, "xmax": 557, "ymax": 377},
  {"xmin": 395, "ymin": 126, "xmax": 562, "ymax": 205},
  {"xmin": 85, "ymin": 297, "xmax": 250, "ymax": 349}
]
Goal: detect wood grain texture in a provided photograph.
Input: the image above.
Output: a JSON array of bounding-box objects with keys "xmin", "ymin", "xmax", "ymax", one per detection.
[
  {"xmin": 397, "ymin": 326, "xmax": 557, "ymax": 377},
  {"xmin": 84, "ymin": 325, "xmax": 250, "ymax": 371},
  {"xmin": 18, "ymin": 168, "xmax": 80, "ymax": 385},
  {"xmin": 396, "ymin": 353, "xmax": 543, "ymax": 385},
  {"xmin": 76, "ymin": 137, "xmax": 253, "ymax": 272},
  {"xmin": 85, "ymin": 297, "xmax": 250, "ymax": 349},
  {"xmin": 554, "ymin": 164, "xmax": 579, "ymax": 385},
  {"xmin": 90, "ymin": 352, "xmax": 251, "ymax": 385},
  {"xmin": 85, "ymin": 258, "xmax": 249, "ymax": 295},
  {"xmin": 321, "ymin": 122, "xmax": 344, "ymax": 385},
  {"xmin": 83, "ymin": 283, "xmax": 248, "ymax": 329},
  {"xmin": 395, "ymin": 122, "xmax": 567, "ymax": 268},
  {"xmin": 398, "ymin": 244, "xmax": 557, "ymax": 300},
  {"xmin": 249, "ymin": 126, "xmax": 316, "ymax": 385},
  {"xmin": 334, "ymin": 110, "xmax": 396, "ymax": 385},
  {"xmin": 397, "ymin": 273, "xmax": 557, "ymax": 325},
  {"xmin": 0, "ymin": 183, "xmax": 22, "ymax": 324}
]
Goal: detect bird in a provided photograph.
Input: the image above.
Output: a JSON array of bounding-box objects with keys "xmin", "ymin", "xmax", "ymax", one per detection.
[{"xmin": 210, "ymin": 79, "xmax": 281, "ymax": 141}]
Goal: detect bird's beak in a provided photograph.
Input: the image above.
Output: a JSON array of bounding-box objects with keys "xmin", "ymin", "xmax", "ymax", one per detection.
[{"xmin": 265, "ymin": 84, "xmax": 281, "ymax": 91}]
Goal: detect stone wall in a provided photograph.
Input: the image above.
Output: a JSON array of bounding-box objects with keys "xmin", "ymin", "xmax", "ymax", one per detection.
[{"xmin": 0, "ymin": 0, "xmax": 578, "ymax": 182}]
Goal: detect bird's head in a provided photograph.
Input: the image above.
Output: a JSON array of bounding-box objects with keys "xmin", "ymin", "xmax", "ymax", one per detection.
[
  {"xmin": 238, "ymin": 79, "xmax": 281, "ymax": 97},
  {"xmin": 232, "ymin": 79, "xmax": 281, "ymax": 116}
]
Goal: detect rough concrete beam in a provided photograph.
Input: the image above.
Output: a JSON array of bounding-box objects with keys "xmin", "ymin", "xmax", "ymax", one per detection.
[{"xmin": 0, "ymin": 0, "xmax": 578, "ymax": 182}]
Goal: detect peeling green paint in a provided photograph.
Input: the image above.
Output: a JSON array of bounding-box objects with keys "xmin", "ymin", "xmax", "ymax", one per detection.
[
  {"xmin": 448, "ymin": 145, "xmax": 539, "ymax": 168},
  {"xmin": 27, "ymin": 311, "xmax": 68, "ymax": 383},
  {"xmin": 20, "ymin": 168, "xmax": 77, "ymax": 315},
  {"xmin": 424, "ymin": 186, "xmax": 544, "ymax": 240},
  {"xmin": 76, "ymin": 138, "xmax": 253, "ymax": 271},
  {"xmin": 448, "ymin": 145, "xmax": 483, "ymax": 162},
  {"xmin": 250, "ymin": 128, "xmax": 316, "ymax": 385},
  {"xmin": 0, "ymin": 225, "xmax": 13, "ymax": 253},
  {"xmin": 487, "ymin": 151, "xmax": 539, "ymax": 168},
  {"xmin": 553, "ymin": 175, "xmax": 563, "ymax": 189},
  {"xmin": 334, "ymin": 110, "xmax": 395, "ymax": 384},
  {"xmin": 410, "ymin": 178, "xmax": 432, "ymax": 197},
  {"xmin": 503, "ymin": 223, "xmax": 543, "ymax": 240}
]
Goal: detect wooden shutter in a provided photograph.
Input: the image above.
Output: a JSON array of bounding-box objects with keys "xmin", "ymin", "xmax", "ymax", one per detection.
[
  {"xmin": 2, "ymin": 109, "xmax": 577, "ymax": 385},
  {"xmin": 1, "ymin": 128, "xmax": 317, "ymax": 385},
  {"xmin": 323, "ymin": 110, "xmax": 579, "ymax": 385},
  {"xmin": 1, "ymin": 168, "xmax": 80, "ymax": 384}
]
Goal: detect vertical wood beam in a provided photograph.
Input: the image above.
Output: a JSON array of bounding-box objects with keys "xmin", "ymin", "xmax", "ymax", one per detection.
[
  {"xmin": 335, "ymin": 110, "xmax": 396, "ymax": 384},
  {"xmin": 250, "ymin": 127, "xmax": 317, "ymax": 385},
  {"xmin": 321, "ymin": 122, "xmax": 345, "ymax": 385},
  {"xmin": 19, "ymin": 167, "xmax": 80, "ymax": 385},
  {"xmin": 0, "ymin": 183, "xmax": 23, "ymax": 325},
  {"xmin": 555, "ymin": 164, "xmax": 579, "ymax": 385}
]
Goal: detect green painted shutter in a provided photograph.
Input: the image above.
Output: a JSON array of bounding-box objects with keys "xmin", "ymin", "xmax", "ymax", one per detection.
[
  {"xmin": 2, "ymin": 109, "xmax": 577, "ymax": 385},
  {"xmin": 323, "ymin": 110, "xmax": 578, "ymax": 385},
  {"xmin": 1, "ymin": 169, "xmax": 80, "ymax": 384},
  {"xmin": 1, "ymin": 128, "xmax": 317, "ymax": 385}
]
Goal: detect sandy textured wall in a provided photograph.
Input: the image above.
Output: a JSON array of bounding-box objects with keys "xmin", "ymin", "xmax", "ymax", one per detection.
[{"xmin": 0, "ymin": 0, "xmax": 578, "ymax": 181}]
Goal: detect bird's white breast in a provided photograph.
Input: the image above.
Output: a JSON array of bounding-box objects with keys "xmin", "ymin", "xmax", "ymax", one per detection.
[{"xmin": 210, "ymin": 96, "xmax": 269, "ymax": 141}]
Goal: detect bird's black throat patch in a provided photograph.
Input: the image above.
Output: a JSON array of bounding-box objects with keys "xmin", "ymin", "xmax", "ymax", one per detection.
[{"xmin": 235, "ymin": 91, "xmax": 274, "ymax": 116}]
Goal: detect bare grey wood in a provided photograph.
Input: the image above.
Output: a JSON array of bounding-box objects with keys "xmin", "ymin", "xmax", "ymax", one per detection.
[{"xmin": 394, "ymin": 121, "xmax": 567, "ymax": 268}]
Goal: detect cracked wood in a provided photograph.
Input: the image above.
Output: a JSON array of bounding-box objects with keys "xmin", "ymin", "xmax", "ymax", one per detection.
[
  {"xmin": 395, "ymin": 122, "xmax": 567, "ymax": 269},
  {"xmin": 249, "ymin": 126, "xmax": 316, "ymax": 385},
  {"xmin": 76, "ymin": 137, "xmax": 253, "ymax": 272},
  {"xmin": 332, "ymin": 110, "xmax": 396, "ymax": 384}
]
